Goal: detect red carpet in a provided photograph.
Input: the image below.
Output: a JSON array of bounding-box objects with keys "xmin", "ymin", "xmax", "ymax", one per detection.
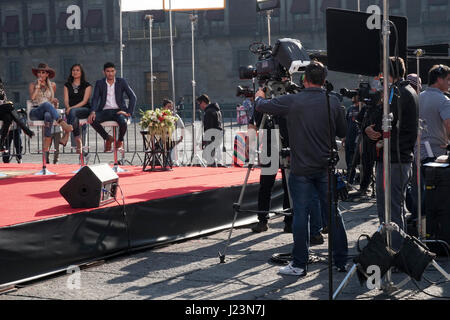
[{"xmin": 0, "ymin": 164, "xmax": 265, "ymax": 228}]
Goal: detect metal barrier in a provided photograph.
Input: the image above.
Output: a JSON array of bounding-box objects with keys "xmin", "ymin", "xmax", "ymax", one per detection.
[{"xmin": 3, "ymin": 106, "xmax": 252, "ymax": 167}]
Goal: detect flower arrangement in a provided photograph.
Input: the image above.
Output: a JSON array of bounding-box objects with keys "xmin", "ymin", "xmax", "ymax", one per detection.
[{"xmin": 140, "ymin": 108, "xmax": 178, "ymax": 141}]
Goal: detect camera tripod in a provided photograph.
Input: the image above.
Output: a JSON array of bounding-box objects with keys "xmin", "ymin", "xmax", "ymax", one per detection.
[{"xmin": 218, "ymin": 113, "xmax": 293, "ymax": 263}]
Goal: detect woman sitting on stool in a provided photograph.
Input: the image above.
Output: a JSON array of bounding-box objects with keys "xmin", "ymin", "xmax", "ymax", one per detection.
[
  {"xmin": 28, "ymin": 63, "xmax": 73, "ymax": 152},
  {"xmin": 64, "ymin": 64, "xmax": 92, "ymax": 155}
]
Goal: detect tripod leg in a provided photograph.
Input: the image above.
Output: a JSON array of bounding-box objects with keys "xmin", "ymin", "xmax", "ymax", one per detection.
[
  {"xmin": 218, "ymin": 165, "xmax": 254, "ymax": 263},
  {"xmin": 333, "ymin": 263, "xmax": 358, "ymax": 300},
  {"xmin": 431, "ymin": 260, "xmax": 450, "ymax": 281}
]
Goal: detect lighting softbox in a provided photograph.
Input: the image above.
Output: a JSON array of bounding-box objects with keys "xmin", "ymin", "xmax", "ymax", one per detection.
[{"xmin": 326, "ymin": 8, "xmax": 408, "ymax": 76}]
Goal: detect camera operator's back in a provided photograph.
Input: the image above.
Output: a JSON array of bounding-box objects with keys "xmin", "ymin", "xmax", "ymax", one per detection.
[{"xmin": 256, "ymin": 87, "xmax": 346, "ymax": 176}]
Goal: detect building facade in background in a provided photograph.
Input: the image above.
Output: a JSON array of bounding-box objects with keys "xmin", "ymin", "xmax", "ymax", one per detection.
[{"xmin": 0, "ymin": 0, "xmax": 449, "ymax": 114}]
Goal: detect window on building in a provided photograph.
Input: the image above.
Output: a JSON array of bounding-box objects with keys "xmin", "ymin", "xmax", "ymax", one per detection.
[
  {"xmin": 291, "ymin": 0, "xmax": 314, "ymax": 32},
  {"xmin": 8, "ymin": 61, "xmax": 21, "ymax": 84},
  {"xmin": 205, "ymin": 10, "xmax": 225, "ymax": 35},
  {"xmin": 146, "ymin": 71, "xmax": 169, "ymax": 109},
  {"xmin": 291, "ymin": 0, "xmax": 311, "ymax": 14},
  {"xmin": 427, "ymin": 0, "xmax": 448, "ymax": 23},
  {"xmin": 61, "ymin": 57, "xmax": 77, "ymax": 80},
  {"xmin": 407, "ymin": 0, "xmax": 422, "ymax": 25},
  {"xmin": 29, "ymin": 13, "xmax": 47, "ymax": 44},
  {"xmin": 85, "ymin": 9, "xmax": 104, "ymax": 41},
  {"xmin": 2, "ymin": 16, "xmax": 20, "ymax": 46},
  {"xmin": 56, "ymin": 12, "xmax": 76, "ymax": 43},
  {"xmin": 320, "ymin": 0, "xmax": 342, "ymax": 12},
  {"xmin": 237, "ymin": 49, "xmax": 252, "ymax": 70},
  {"xmin": 229, "ymin": 0, "xmax": 257, "ymax": 34}
]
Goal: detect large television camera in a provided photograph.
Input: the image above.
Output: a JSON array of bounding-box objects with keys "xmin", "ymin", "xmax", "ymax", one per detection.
[
  {"xmin": 236, "ymin": 85, "xmax": 255, "ymax": 98},
  {"xmin": 238, "ymin": 38, "xmax": 310, "ymax": 97},
  {"xmin": 340, "ymin": 82, "xmax": 381, "ymax": 106}
]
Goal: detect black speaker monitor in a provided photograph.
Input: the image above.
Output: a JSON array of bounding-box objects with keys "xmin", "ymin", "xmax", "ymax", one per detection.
[
  {"xmin": 60, "ymin": 164, "xmax": 119, "ymax": 209},
  {"xmin": 326, "ymin": 8, "xmax": 408, "ymax": 76}
]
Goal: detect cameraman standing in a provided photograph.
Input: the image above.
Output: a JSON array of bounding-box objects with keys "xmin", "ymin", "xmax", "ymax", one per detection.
[
  {"xmin": 255, "ymin": 62, "xmax": 348, "ymax": 276},
  {"xmin": 365, "ymin": 57, "xmax": 419, "ymax": 250}
]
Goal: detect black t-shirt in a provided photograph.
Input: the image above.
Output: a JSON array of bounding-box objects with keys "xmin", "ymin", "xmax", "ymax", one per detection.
[{"xmin": 64, "ymin": 81, "xmax": 92, "ymax": 108}]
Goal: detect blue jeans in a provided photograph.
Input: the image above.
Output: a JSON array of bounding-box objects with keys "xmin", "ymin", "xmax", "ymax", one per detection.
[
  {"xmin": 307, "ymin": 192, "xmax": 323, "ymax": 237},
  {"xmin": 289, "ymin": 171, "xmax": 348, "ymax": 270},
  {"xmin": 29, "ymin": 102, "xmax": 61, "ymax": 137},
  {"xmin": 67, "ymin": 107, "xmax": 91, "ymax": 138},
  {"xmin": 90, "ymin": 109, "xmax": 128, "ymax": 142}
]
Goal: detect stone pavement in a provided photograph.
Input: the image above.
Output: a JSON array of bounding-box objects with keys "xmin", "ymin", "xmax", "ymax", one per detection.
[{"xmin": 1, "ymin": 192, "xmax": 449, "ymax": 302}]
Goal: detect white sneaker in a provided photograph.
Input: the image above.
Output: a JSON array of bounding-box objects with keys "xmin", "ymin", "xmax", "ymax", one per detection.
[{"xmin": 279, "ymin": 263, "xmax": 306, "ymax": 277}]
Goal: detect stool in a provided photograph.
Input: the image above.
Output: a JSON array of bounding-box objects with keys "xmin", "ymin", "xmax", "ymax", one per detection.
[
  {"xmin": 101, "ymin": 121, "xmax": 129, "ymax": 173},
  {"xmin": 27, "ymin": 101, "xmax": 62, "ymax": 176},
  {"xmin": 72, "ymin": 118, "xmax": 89, "ymax": 174}
]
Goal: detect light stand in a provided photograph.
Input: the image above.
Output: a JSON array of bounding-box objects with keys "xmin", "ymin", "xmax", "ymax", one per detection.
[
  {"xmin": 145, "ymin": 15, "xmax": 155, "ymax": 111},
  {"xmin": 333, "ymin": 3, "xmax": 450, "ymax": 299},
  {"xmin": 188, "ymin": 14, "xmax": 206, "ymax": 167},
  {"xmin": 413, "ymin": 49, "xmax": 425, "ymax": 238},
  {"xmin": 381, "ymin": 0, "xmax": 395, "ymax": 292},
  {"xmin": 334, "ymin": 0, "xmax": 397, "ymax": 298},
  {"xmin": 169, "ymin": 0, "xmax": 176, "ymax": 105},
  {"xmin": 119, "ymin": 0, "xmax": 124, "ymax": 78}
]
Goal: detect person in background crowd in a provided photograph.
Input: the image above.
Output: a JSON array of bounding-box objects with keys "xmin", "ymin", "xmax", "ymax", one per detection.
[
  {"xmin": 196, "ymin": 94, "xmax": 223, "ymax": 167},
  {"xmin": 365, "ymin": 57, "xmax": 419, "ymax": 250},
  {"xmin": 409, "ymin": 65, "xmax": 450, "ymax": 223}
]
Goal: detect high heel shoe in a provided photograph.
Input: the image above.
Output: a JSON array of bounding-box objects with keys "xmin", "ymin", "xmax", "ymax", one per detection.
[
  {"xmin": 60, "ymin": 132, "xmax": 70, "ymax": 147},
  {"xmin": 57, "ymin": 119, "xmax": 73, "ymax": 133}
]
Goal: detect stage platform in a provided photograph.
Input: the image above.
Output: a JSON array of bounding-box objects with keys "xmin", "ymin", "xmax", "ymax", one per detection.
[{"xmin": 0, "ymin": 164, "xmax": 283, "ymax": 287}]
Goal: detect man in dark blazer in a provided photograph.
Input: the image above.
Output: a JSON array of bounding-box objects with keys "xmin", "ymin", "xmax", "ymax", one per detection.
[{"xmin": 88, "ymin": 62, "xmax": 137, "ymax": 152}]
